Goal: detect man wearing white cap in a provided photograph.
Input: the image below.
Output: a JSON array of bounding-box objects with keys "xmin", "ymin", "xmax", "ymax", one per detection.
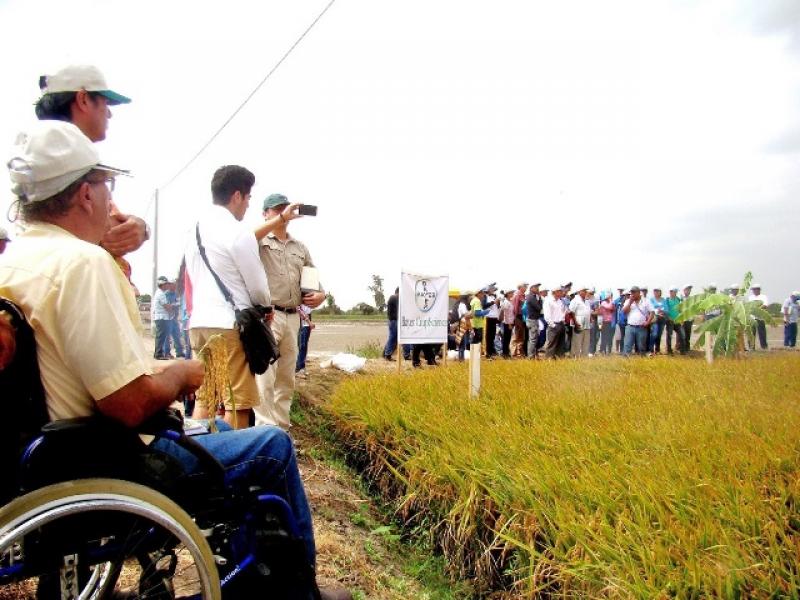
[
  {"xmin": 748, "ymin": 284, "xmax": 769, "ymax": 350},
  {"xmin": 35, "ymin": 65, "xmax": 149, "ymax": 262},
  {"xmin": 0, "ymin": 120, "xmax": 350, "ymax": 600},
  {"xmin": 0, "ymin": 227, "xmax": 10, "ymax": 255},
  {"xmin": 782, "ymin": 292, "xmax": 799, "ymax": 348},
  {"xmin": 543, "ymin": 285, "xmax": 567, "ymax": 359},
  {"xmin": 680, "ymin": 284, "xmax": 693, "ymax": 354},
  {"xmin": 568, "ymin": 286, "xmax": 592, "ymax": 358}
]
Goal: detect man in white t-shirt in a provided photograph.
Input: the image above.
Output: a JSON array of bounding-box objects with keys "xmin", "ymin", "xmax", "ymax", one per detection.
[
  {"xmin": 748, "ymin": 284, "xmax": 769, "ymax": 350},
  {"xmin": 568, "ymin": 286, "xmax": 592, "ymax": 358},
  {"xmin": 622, "ymin": 286, "xmax": 653, "ymax": 356}
]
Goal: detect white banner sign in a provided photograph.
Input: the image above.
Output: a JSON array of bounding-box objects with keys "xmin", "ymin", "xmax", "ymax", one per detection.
[{"xmin": 398, "ymin": 272, "xmax": 449, "ymax": 344}]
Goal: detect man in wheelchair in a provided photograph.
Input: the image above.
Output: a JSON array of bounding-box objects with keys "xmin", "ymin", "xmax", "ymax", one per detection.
[{"xmin": 0, "ymin": 121, "xmax": 350, "ymax": 599}]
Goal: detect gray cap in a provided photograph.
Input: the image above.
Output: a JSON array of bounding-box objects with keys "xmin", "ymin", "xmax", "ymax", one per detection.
[{"xmin": 263, "ymin": 193, "xmax": 289, "ymax": 211}]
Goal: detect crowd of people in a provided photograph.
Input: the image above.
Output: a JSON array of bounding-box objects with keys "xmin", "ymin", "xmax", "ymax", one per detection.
[
  {"xmin": 384, "ymin": 281, "xmax": 795, "ymax": 364},
  {"xmin": 0, "ymin": 65, "xmax": 349, "ymax": 600}
]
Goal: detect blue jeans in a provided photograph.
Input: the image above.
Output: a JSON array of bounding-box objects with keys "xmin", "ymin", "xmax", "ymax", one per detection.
[
  {"xmin": 623, "ymin": 325, "xmax": 648, "ymax": 356},
  {"xmin": 165, "ymin": 319, "xmax": 185, "ymax": 357},
  {"xmin": 296, "ymin": 326, "xmax": 311, "ymax": 371},
  {"xmin": 154, "ymin": 320, "xmax": 170, "ymax": 358},
  {"xmin": 383, "ymin": 319, "xmax": 398, "ymax": 358},
  {"xmin": 458, "ymin": 330, "xmax": 471, "ymax": 360},
  {"xmin": 785, "ymin": 322, "xmax": 797, "ymax": 347},
  {"xmin": 648, "ymin": 319, "xmax": 664, "ymax": 353},
  {"xmin": 151, "ymin": 423, "xmax": 316, "ymax": 568}
]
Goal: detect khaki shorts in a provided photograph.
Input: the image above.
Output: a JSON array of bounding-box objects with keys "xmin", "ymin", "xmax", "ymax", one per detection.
[{"xmin": 190, "ymin": 327, "xmax": 259, "ymax": 411}]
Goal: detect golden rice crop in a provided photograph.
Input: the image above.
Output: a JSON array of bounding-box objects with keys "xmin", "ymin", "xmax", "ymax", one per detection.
[
  {"xmin": 328, "ymin": 355, "xmax": 800, "ymax": 598},
  {"xmin": 196, "ymin": 333, "xmax": 234, "ymax": 431}
]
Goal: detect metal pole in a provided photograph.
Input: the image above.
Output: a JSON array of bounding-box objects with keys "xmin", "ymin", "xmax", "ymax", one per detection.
[{"xmin": 152, "ymin": 188, "xmax": 159, "ymax": 293}]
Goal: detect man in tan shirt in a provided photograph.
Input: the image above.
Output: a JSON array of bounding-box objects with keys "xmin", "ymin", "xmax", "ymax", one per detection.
[{"xmin": 254, "ymin": 194, "xmax": 325, "ymax": 429}]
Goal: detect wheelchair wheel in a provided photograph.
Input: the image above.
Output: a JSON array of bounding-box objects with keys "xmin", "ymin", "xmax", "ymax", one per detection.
[{"xmin": 0, "ymin": 479, "xmax": 220, "ymax": 600}]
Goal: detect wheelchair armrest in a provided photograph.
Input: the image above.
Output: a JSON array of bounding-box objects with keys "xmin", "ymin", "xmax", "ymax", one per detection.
[{"xmin": 137, "ymin": 407, "xmax": 185, "ymax": 436}]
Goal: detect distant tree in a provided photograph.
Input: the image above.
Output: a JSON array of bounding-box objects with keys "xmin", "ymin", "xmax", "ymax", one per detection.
[
  {"xmin": 765, "ymin": 302, "xmax": 782, "ymax": 317},
  {"xmin": 349, "ymin": 302, "xmax": 377, "ymax": 315},
  {"xmin": 316, "ymin": 292, "xmax": 343, "ymax": 315},
  {"xmin": 368, "ymin": 275, "xmax": 386, "ymax": 312}
]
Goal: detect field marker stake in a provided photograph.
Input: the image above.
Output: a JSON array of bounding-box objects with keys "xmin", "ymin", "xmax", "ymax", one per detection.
[
  {"xmin": 469, "ymin": 342, "xmax": 481, "ymax": 398},
  {"xmin": 705, "ymin": 333, "xmax": 714, "ymax": 364}
]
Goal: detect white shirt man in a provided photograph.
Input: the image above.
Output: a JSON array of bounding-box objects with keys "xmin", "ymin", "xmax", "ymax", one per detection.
[
  {"xmin": 624, "ymin": 295, "xmax": 651, "ymax": 327},
  {"xmin": 568, "ymin": 288, "xmax": 592, "ymax": 357},
  {"xmin": 184, "ymin": 166, "xmax": 270, "ymax": 429},
  {"xmin": 543, "ymin": 292, "xmax": 567, "ymax": 327},
  {"xmin": 748, "ymin": 284, "xmax": 769, "ymax": 350}
]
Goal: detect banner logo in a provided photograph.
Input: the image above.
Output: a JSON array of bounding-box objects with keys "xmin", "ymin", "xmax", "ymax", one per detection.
[{"xmin": 415, "ymin": 279, "xmax": 437, "ymax": 312}]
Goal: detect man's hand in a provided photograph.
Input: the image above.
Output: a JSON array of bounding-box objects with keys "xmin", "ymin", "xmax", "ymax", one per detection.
[
  {"xmin": 175, "ymin": 359, "xmax": 205, "ymax": 395},
  {"xmin": 282, "ymin": 203, "xmax": 302, "ymax": 222},
  {"xmin": 302, "ymin": 291, "xmax": 326, "ymax": 309},
  {"xmin": 101, "ymin": 213, "xmax": 148, "ymax": 257}
]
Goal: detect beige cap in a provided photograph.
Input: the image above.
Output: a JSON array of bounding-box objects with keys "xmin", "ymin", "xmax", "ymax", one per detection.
[
  {"xmin": 39, "ymin": 65, "xmax": 131, "ymax": 105},
  {"xmin": 8, "ymin": 121, "xmax": 128, "ymax": 203}
]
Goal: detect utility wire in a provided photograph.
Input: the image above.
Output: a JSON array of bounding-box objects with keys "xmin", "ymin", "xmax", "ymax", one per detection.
[{"xmin": 158, "ymin": 0, "xmax": 337, "ymax": 192}]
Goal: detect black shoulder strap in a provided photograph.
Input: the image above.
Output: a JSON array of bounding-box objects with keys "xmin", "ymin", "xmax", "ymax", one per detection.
[{"xmin": 195, "ymin": 223, "xmax": 236, "ymax": 311}]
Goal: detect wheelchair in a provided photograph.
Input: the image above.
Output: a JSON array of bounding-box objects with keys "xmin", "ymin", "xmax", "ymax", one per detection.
[{"xmin": 0, "ymin": 298, "xmax": 319, "ymax": 600}]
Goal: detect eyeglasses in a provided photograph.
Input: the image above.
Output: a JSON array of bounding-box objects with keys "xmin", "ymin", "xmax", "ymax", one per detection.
[{"xmin": 86, "ymin": 176, "xmax": 116, "ymax": 192}]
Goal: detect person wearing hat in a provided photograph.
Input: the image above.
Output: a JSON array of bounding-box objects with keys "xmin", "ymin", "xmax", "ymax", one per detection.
[
  {"xmin": 543, "ymin": 285, "xmax": 567, "ymax": 359},
  {"xmin": 622, "ymin": 286, "xmax": 653, "ymax": 356},
  {"xmin": 1, "ymin": 121, "xmax": 351, "ymax": 600},
  {"xmin": 568, "ymin": 286, "xmax": 592, "ymax": 358},
  {"xmin": 152, "ymin": 275, "xmax": 181, "ymax": 360},
  {"xmin": 185, "ymin": 165, "xmax": 271, "ymax": 429},
  {"xmin": 35, "ymin": 64, "xmax": 150, "ymax": 264},
  {"xmin": 597, "ymin": 291, "xmax": 615, "ymax": 355},
  {"xmin": 254, "ymin": 193, "xmax": 325, "ymax": 430},
  {"xmin": 498, "ymin": 290, "xmax": 516, "ymax": 358},
  {"xmin": 525, "ymin": 283, "xmax": 543, "ymax": 359},
  {"xmin": 782, "ymin": 291, "xmax": 799, "ymax": 348},
  {"xmin": 614, "ymin": 289, "xmax": 630, "ymax": 353},
  {"xmin": 0, "ymin": 227, "xmax": 10, "ymax": 255},
  {"xmin": 511, "ymin": 282, "xmax": 528, "ymax": 357},
  {"xmin": 470, "ymin": 288, "xmax": 490, "ymax": 353},
  {"xmin": 748, "ymin": 284, "xmax": 769, "ymax": 350},
  {"xmin": 483, "ymin": 284, "xmax": 501, "ymax": 359},
  {"xmin": 647, "ymin": 287, "xmax": 667, "ymax": 354},
  {"xmin": 664, "ymin": 286, "xmax": 684, "ymax": 355},
  {"xmin": 680, "ymin": 284, "xmax": 693, "ymax": 353}
]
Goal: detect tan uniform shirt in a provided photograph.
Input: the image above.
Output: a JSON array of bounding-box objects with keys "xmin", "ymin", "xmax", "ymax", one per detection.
[
  {"xmin": 258, "ymin": 234, "xmax": 316, "ymax": 308},
  {"xmin": 0, "ymin": 223, "xmax": 153, "ymax": 421}
]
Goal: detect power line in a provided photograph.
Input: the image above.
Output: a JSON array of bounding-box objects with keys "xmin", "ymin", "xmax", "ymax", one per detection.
[{"xmin": 158, "ymin": 0, "xmax": 337, "ymax": 191}]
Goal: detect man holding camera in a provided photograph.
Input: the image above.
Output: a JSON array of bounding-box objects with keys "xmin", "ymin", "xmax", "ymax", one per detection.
[{"xmin": 254, "ymin": 194, "xmax": 325, "ymax": 430}]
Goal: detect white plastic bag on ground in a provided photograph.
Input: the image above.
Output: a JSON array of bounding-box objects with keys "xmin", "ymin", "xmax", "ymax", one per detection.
[
  {"xmin": 321, "ymin": 353, "xmax": 367, "ymax": 373},
  {"xmin": 447, "ymin": 349, "xmax": 469, "ymax": 360}
]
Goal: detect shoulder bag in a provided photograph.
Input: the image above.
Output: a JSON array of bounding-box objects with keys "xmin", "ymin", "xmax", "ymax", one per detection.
[{"xmin": 195, "ymin": 223, "xmax": 279, "ymax": 374}]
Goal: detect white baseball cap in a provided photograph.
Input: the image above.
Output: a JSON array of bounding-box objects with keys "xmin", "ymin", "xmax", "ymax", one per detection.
[
  {"xmin": 39, "ymin": 65, "xmax": 131, "ymax": 105},
  {"xmin": 669, "ymin": 285, "xmax": 679, "ymax": 291},
  {"xmin": 751, "ymin": 283, "xmax": 762, "ymax": 289},
  {"xmin": 8, "ymin": 121, "xmax": 129, "ymax": 203}
]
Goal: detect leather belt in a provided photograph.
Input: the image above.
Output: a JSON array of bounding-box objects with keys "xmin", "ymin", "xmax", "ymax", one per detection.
[{"xmin": 273, "ymin": 305, "xmax": 297, "ymax": 314}]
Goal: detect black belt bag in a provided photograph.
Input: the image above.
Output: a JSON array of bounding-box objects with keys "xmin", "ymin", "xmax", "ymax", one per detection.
[{"xmin": 195, "ymin": 223, "xmax": 279, "ymax": 374}]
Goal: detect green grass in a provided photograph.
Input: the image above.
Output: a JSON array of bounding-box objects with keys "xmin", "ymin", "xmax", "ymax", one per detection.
[
  {"xmin": 327, "ymin": 354, "xmax": 800, "ymax": 598},
  {"xmin": 346, "ymin": 340, "xmax": 384, "ymax": 359}
]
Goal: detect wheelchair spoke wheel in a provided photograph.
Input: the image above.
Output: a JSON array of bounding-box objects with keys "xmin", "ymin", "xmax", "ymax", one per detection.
[{"xmin": 0, "ymin": 479, "xmax": 220, "ymax": 600}]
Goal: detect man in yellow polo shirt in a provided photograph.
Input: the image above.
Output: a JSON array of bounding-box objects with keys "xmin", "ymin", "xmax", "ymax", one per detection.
[{"xmin": 0, "ymin": 119, "xmax": 353, "ymax": 600}]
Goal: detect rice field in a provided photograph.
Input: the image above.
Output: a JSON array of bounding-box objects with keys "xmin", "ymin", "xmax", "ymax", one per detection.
[{"xmin": 327, "ymin": 354, "xmax": 800, "ymax": 598}]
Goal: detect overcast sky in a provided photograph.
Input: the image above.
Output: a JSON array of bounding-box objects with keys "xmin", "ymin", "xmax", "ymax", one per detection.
[{"xmin": 1, "ymin": 0, "xmax": 798, "ymax": 308}]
